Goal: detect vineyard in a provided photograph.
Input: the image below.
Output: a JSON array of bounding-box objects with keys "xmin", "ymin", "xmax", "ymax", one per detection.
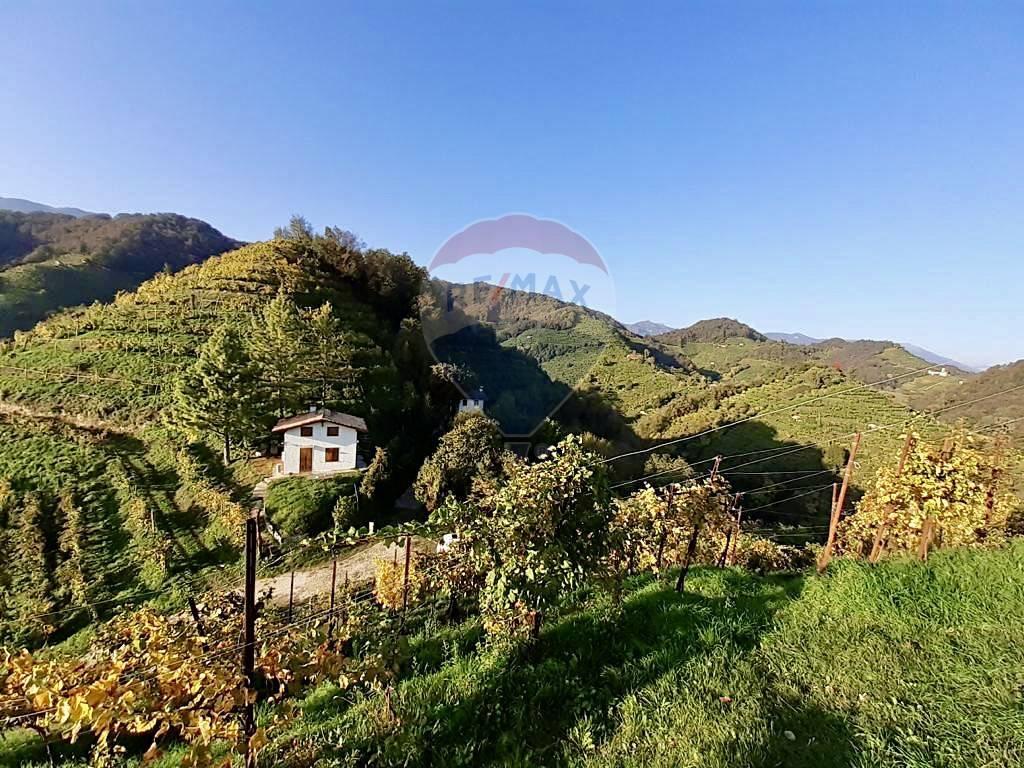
[
  {"xmin": 2, "ymin": 423, "xmax": 1021, "ymax": 767},
  {"xmin": 0, "ymin": 232, "xmax": 1021, "ymax": 766}
]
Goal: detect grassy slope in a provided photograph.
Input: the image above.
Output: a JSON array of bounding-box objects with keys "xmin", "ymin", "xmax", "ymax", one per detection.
[
  {"xmin": 910, "ymin": 359, "xmax": 1024, "ymax": 443},
  {"xmin": 263, "ymin": 542, "xmax": 1024, "ymax": 768},
  {"xmin": 0, "ymin": 241, "xmax": 394, "ymax": 640}
]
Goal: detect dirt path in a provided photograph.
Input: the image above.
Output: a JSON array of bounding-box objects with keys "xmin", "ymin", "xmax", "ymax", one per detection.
[
  {"xmin": 0, "ymin": 398, "xmax": 124, "ymax": 434},
  {"xmin": 255, "ymin": 536, "xmax": 435, "ymax": 607}
]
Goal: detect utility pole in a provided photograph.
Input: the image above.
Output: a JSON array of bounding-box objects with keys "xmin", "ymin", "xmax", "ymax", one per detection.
[
  {"xmin": 242, "ymin": 517, "xmax": 258, "ymax": 768},
  {"xmin": 817, "ymin": 433, "xmax": 862, "ymax": 574}
]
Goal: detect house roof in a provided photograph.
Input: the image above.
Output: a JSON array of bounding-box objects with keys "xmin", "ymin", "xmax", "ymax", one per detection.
[
  {"xmin": 272, "ymin": 409, "xmax": 368, "ymax": 433},
  {"xmin": 466, "ymin": 388, "xmax": 486, "ymax": 401}
]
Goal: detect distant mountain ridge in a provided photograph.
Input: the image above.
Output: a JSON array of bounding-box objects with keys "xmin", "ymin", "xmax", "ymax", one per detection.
[
  {"xmin": 0, "ymin": 196, "xmax": 95, "ymax": 217},
  {"xmin": 765, "ymin": 332, "xmax": 824, "ymax": 345},
  {"xmin": 626, "ymin": 320, "xmax": 674, "ymax": 337},
  {"xmin": 767, "ymin": 331, "xmax": 978, "ymax": 373}
]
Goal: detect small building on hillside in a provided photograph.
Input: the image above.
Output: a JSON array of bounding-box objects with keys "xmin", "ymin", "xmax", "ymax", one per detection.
[
  {"xmin": 458, "ymin": 388, "xmax": 487, "ymax": 414},
  {"xmin": 271, "ymin": 407, "xmax": 367, "ymax": 475}
]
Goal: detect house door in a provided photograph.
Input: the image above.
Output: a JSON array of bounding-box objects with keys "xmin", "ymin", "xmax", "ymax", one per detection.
[{"xmin": 299, "ymin": 447, "xmax": 313, "ymax": 473}]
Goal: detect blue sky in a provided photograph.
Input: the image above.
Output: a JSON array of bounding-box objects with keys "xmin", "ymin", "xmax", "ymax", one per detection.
[{"xmin": 2, "ymin": 1, "xmax": 1022, "ymax": 368}]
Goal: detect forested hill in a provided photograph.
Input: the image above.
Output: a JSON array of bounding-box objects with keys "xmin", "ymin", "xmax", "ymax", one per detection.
[
  {"xmin": 654, "ymin": 317, "xmax": 766, "ymax": 344},
  {"xmin": 0, "ymin": 211, "xmax": 238, "ymax": 336}
]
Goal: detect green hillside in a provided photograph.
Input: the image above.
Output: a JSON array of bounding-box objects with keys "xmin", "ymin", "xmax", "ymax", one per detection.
[
  {"xmin": 267, "ymin": 543, "xmax": 1024, "ymax": 768},
  {"xmin": 0, "ymin": 232, "xmax": 439, "ymax": 644},
  {"xmin": 423, "ymin": 289, "xmax": 992, "ymax": 525},
  {"xmin": 0, "ymin": 211, "xmax": 238, "ymax": 337},
  {"xmin": 654, "ymin": 316, "xmax": 766, "ymax": 344},
  {"xmin": 909, "ymin": 359, "xmax": 1024, "ymax": 441}
]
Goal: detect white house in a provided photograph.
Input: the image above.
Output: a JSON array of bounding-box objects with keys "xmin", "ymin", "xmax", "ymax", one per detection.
[
  {"xmin": 927, "ymin": 368, "xmax": 950, "ymax": 378},
  {"xmin": 458, "ymin": 388, "xmax": 487, "ymax": 414},
  {"xmin": 271, "ymin": 407, "xmax": 367, "ymax": 475}
]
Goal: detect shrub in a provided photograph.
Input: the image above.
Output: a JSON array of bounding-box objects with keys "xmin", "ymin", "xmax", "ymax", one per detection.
[
  {"xmin": 332, "ymin": 495, "xmax": 358, "ymax": 532},
  {"xmin": 735, "ymin": 537, "xmax": 812, "ymax": 573},
  {"xmin": 266, "ymin": 474, "xmax": 358, "ymax": 537},
  {"xmin": 373, "ymin": 546, "xmax": 426, "ymax": 610}
]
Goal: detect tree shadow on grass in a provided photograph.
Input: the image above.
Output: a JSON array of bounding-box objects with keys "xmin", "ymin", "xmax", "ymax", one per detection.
[
  {"xmin": 303, "ymin": 568, "xmax": 825, "ymax": 768},
  {"xmin": 745, "ymin": 700, "xmax": 857, "ymax": 768}
]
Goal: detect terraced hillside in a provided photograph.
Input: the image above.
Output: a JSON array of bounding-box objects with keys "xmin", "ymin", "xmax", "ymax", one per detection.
[
  {"xmin": 428, "ymin": 290, "xmax": 975, "ymax": 526},
  {"xmin": 0, "ymin": 234, "xmax": 434, "ymax": 645}
]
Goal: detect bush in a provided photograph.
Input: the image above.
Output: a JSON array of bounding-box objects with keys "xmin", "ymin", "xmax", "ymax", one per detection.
[
  {"xmin": 735, "ymin": 537, "xmax": 813, "ymax": 573},
  {"xmin": 265, "ymin": 474, "xmax": 359, "ymax": 536},
  {"xmin": 333, "ymin": 495, "xmax": 358, "ymax": 531},
  {"xmin": 373, "ymin": 547, "xmax": 426, "ymax": 611}
]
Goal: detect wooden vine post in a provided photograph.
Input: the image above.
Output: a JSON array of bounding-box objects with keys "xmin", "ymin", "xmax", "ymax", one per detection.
[
  {"xmin": 675, "ymin": 457, "xmax": 722, "ymax": 592},
  {"xmin": 728, "ymin": 495, "xmax": 745, "ymax": 566},
  {"xmin": 327, "ymin": 556, "xmax": 338, "ymax": 642},
  {"xmin": 242, "ymin": 516, "xmax": 258, "ymax": 768},
  {"xmin": 718, "ymin": 492, "xmax": 743, "ymax": 567},
  {"xmin": 287, "ymin": 565, "xmax": 296, "ymax": 622},
  {"xmin": 817, "ymin": 433, "xmax": 862, "ymax": 573},
  {"xmin": 918, "ymin": 518, "xmax": 935, "ymax": 561},
  {"xmin": 187, "ymin": 595, "xmax": 207, "ymax": 642},
  {"xmin": 401, "ymin": 535, "xmax": 413, "ymax": 623},
  {"xmin": 656, "ymin": 484, "xmax": 675, "ymax": 573},
  {"xmin": 869, "ymin": 432, "xmax": 914, "ymax": 563}
]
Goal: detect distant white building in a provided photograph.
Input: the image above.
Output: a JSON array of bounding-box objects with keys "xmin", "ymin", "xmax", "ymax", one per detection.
[
  {"xmin": 271, "ymin": 407, "xmax": 367, "ymax": 475},
  {"xmin": 927, "ymin": 368, "xmax": 950, "ymax": 378},
  {"xmin": 458, "ymin": 388, "xmax": 487, "ymax": 414}
]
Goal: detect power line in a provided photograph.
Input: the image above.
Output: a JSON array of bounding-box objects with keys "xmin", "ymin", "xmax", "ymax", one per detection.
[
  {"xmin": 735, "ymin": 483, "xmax": 835, "ymax": 516},
  {"xmin": 614, "ymin": 378, "xmax": 1024, "ymax": 496},
  {"xmin": 599, "ymin": 364, "xmax": 940, "ymax": 464}
]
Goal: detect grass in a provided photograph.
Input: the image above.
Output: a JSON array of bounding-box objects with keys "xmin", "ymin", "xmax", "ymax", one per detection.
[
  {"xmin": 4, "ymin": 542, "xmax": 1023, "ymax": 767},
  {"xmin": 263, "ymin": 542, "xmax": 1024, "ymax": 768}
]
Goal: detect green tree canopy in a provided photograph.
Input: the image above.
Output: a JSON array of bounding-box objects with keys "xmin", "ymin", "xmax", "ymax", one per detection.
[
  {"xmin": 415, "ymin": 412, "xmax": 505, "ymax": 512},
  {"xmin": 173, "ymin": 325, "xmax": 262, "ymax": 463}
]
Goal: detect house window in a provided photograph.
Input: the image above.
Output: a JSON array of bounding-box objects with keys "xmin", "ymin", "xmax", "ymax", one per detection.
[
  {"xmin": 325, "ymin": 447, "xmax": 340, "ymax": 463},
  {"xmin": 300, "ymin": 426, "xmax": 314, "ymax": 437},
  {"xmin": 327, "ymin": 426, "xmax": 340, "ymax": 437}
]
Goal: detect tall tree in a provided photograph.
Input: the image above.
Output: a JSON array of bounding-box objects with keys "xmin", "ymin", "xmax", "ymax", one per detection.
[
  {"xmin": 174, "ymin": 325, "xmax": 261, "ymax": 463},
  {"xmin": 250, "ymin": 290, "xmax": 304, "ymax": 418},
  {"xmin": 415, "ymin": 412, "xmax": 505, "ymax": 512},
  {"xmin": 301, "ymin": 303, "xmax": 357, "ymax": 409}
]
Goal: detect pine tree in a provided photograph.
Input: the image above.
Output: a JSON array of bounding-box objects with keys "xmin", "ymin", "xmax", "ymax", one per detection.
[
  {"xmin": 174, "ymin": 325, "xmax": 262, "ymax": 463},
  {"xmin": 250, "ymin": 289, "xmax": 304, "ymax": 417},
  {"xmin": 301, "ymin": 303, "xmax": 357, "ymax": 409}
]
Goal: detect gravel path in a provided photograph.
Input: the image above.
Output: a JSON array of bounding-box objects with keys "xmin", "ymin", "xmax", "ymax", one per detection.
[{"xmin": 255, "ymin": 537, "xmax": 434, "ymax": 607}]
